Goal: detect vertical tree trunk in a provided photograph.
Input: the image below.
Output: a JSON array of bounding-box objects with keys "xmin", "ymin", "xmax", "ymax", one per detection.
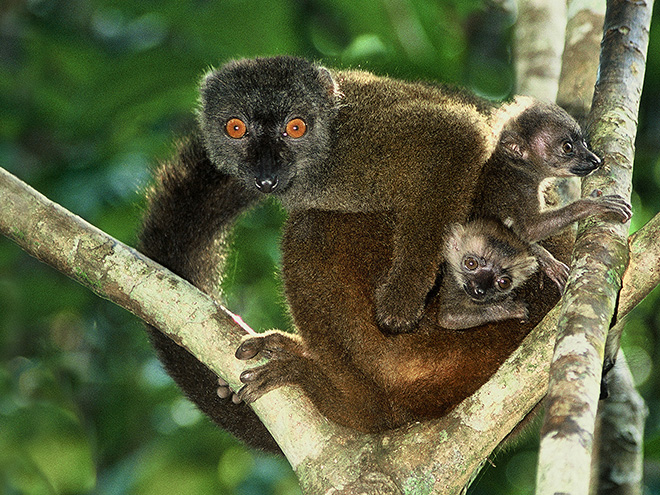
[
  {"xmin": 535, "ymin": 0, "xmax": 653, "ymax": 493},
  {"xmin": 515, "ymin": 0, "xmax": 567, "ymax": 100},
  {"xmin": 590, "ymin": 351, "xmax": 648, "ymax": 495}
]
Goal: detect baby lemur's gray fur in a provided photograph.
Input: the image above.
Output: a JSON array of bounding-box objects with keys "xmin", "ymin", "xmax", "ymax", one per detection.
[
  {"xmin": 437, "ymin": 102, "xmax": 632, "ymax": 329},
  {"xmin": 437, "ymin": 219, "xmax": 538, "ymax": 330},
  {"xmin": 471, "ymin": 100, "xmax": 632, "ymax": 265}
]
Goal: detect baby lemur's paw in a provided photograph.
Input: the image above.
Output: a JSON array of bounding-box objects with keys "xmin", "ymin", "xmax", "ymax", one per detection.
[
  {"xmin": 503, "ymin": 299, "xmax": 529, "ymax": 323},
  {"xmin": 590, "ymin": 191, "xmax": 633, "ymax": 223},
  {"xmin": 539, "ymin": 258, "xmax": 570, "ymax": 293}
]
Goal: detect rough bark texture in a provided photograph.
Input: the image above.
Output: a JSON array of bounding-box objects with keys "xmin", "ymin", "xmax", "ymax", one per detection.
[
  {"xmin": 587, "ymin": 214, "xmax": 659, "ymax": 495},
  {"xmin": 619, "ymin": 212, "xmax": 660, "ymax": 315},
  {"xmin": 0, "ymin": 166, "xmax": 346, "ymax": 471},
  {"xmin": 2, "ymin": 161, "xmax": 659, "ymax": 494},
  {"xmin": 554, "ymin": 2, "xmax": 648, "ymax": 494},
  {"xmin": 0, "ymin": 168, "xmax": 249, "ymax": 386},
  {"xmin": 515, "ymin": 0, "xmax": 567, "ymax": 101},
  {"xmin": 590, "ymin": 351, "xmax": 648, "ymax": 495},
  {"xmin": 557, "ymin": 0, "xmax": 608, "ymax": 124},
  {"xmin": 536, "ymin": 0, "xmax": 653, "ymax": 493}
]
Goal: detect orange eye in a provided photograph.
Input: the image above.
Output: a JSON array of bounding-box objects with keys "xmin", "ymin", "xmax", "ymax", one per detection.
[
  {"xmin": 285, "ymin": 118, "xmax": 307, "ymax": 138},
  {"xmin": 226, "ymin": 118, "xmax": 247, "ymax": 139}
]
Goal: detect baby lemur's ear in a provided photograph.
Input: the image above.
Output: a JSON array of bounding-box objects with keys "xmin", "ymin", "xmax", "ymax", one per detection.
[
  {"xmin": 500, "ymin": 129, "xmax": 527, "ymax": 159},
  {"xmin": 445, "ymin": 223, "xmax": 465, "ymax": 253}
]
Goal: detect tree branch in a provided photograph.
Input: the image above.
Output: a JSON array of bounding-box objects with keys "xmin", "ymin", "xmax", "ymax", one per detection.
[
  {"xmin": 536, "ymin": 0, "xmax": 654, "ymax": 493},
  {"xmin": 514, "ymin": 0, "xmax": 567, "ymax": 101},
  {"xmin": 552, "ymin": 2, "xmax": 649, "ymax": 493},
  {"xmin": 591, "ymin": 350, "xmax": 648, "ymax": 495},
  {"xmin": 0, "ymin": 166, "xmax": 344, "ymax": 472},
  {"xmin": 557, "ymin": 0, "xmax": 607, "ymax": 124},
  {"xmin": 2, "ymin": 160, "xmax": 659, "ymax": 493}
]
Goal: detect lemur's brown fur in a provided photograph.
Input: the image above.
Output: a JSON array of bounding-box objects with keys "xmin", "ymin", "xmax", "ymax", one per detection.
[
  {"xmin": 138, "ymin": 56, "xmax": 603, "ymax": 451},
  {"xmin": 235, "ymin": 209, "xmax": 572, "ymax": 432}
]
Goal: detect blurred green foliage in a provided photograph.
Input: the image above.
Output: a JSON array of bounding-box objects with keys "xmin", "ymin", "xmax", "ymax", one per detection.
[{"xmin": 0, "ymin": 0, "xmax": 658, "ymax": 493}]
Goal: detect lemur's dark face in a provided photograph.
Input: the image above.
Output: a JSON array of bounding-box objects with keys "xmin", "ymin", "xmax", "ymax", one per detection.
[
  {"xmin": 501, "ymin": 103, "xmax": 602, "ymax": 178},
  {"xmin": 199, "ymin": 56, "xmax": 338, "ymax": 195}
]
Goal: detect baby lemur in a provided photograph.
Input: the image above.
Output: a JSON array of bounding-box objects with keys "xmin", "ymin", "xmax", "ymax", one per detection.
[
  {"xmin": 139, "ymin": 56, "xmax": 630, "ymax": 451},
  {"xmin": 437, "ymin": 102, "xmax": 632, "ymax": 329},
  {"xmin": 471, "ymin": 100, "xmax": 632, "ymax": 253},
  {"xmin": 437, "ymin": 219, "xmax": 539, "ymax": 330}
]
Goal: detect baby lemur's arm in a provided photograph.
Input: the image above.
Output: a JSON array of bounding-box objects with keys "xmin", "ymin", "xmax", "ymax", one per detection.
[
  {"xmin": 437, "ymin": 288, "xmax": 529, "ymax": 330},
  {"xmin": 138, "ymin": 135, "xmax": 281, "ymax": 454},
  {"xmin": 516, "ymin": 194, "xmax": 632, "ymax": 244},
  {"xmin": 529, "ymin": 243, "xmax": 569, "ymax": 291}
]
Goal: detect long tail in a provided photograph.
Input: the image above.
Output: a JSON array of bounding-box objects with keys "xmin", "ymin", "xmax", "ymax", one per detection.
[{"xmin": 137, "ymin": 135, "xmax": 280, "ymax": 454}]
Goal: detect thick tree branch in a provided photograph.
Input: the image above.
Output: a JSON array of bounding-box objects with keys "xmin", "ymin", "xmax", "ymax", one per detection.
[
  {"xmin": 0, "ymin": 169, "xmax": 249, "ymax": 384},
  {"xmin": 536, "ymin": 1, "xmax": 653, "ymax": 493},
  {"xmin": 2, "ymin": 162, "xmax": 659, "ymax": 494},
  {"xmin": 591, "ymin": 351, "xmax": 648, "ymax": 495},
  {"xmin": 514, "ymin": 0, "xmax": 567, "ymax": 101},
  {"xmin": 0, "ymin": 166, "xmax": 345, "ymax": 471},
  {"xmin": 553, "ymin": 2, "xmax": 648, "ymax": 493},
  {"xmin": 557, "ymin": 0, "xmax": 607, "ymax": 124}
]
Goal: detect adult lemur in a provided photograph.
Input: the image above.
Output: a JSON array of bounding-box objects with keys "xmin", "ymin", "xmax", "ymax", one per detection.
[
  {"xmin": 139, "ymin": 56, "xmax": 630, "ymax": 452},
  {"xmin": 197, "ymin": 56, "xmax": 504, "ymax": 334}
]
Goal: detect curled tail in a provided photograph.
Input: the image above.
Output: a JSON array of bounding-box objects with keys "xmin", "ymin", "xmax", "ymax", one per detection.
[{"xmin": 138, "ymin": 135, "xmax": 280, "ymax": 454}]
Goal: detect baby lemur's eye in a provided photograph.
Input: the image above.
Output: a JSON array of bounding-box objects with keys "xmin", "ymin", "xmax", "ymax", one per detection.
[
  {"xmin": 561, "ymin": 140, "xmax": 574, "ymax": 154},
  {"xmin": 226, "ymin": 118, "xmax": 247, "ymax": 139},
  {"xmin": 284, "ymin": 118, "xmax": 307, "ymax": 138},
  {"xmin": 496, "ymin": 276, "xmax": 512, "ymax": 291},
  {"xmin": 463, "ymin": 257, "xmax": 478, "ymax": 271}
]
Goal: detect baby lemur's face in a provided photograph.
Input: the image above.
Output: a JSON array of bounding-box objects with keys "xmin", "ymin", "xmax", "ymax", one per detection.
[
  {"xmin": 502, "ymin": 103, "xmax": 602, "ymax": 178},
  {"xmin": 445, "ymin": 220, "xmax": 538, "ymax": 303},
  {"xmin": 198, "ymin": 56, "xmax": 339, "ymax": 194},
  {"xmin": 458, "ymin": 253, "xmax": 516, "ymax": 302}
]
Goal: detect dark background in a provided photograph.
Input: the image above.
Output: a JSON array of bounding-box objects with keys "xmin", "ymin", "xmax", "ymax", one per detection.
[{"xmin": 0, "ymin": 1, "xmax": 658, "ymax": 493}]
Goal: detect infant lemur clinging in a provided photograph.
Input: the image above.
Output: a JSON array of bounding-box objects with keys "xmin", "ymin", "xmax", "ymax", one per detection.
[
  {"xmin": 140, "ymin": 55, "xmax": 631, "ymax": 444},
  {"xmin": 437, "ymin": 218, "xmax": 538, "ymax": 330},
  {"xmin": 437, "ymin": 101, "xmax": 633, "ymax": 330}
]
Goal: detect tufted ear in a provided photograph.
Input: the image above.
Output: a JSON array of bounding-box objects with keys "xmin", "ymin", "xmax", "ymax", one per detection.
[
  {"xmin": 316, "ymin": 66, "xmax": 342, "ymax": 100},
  {"xmin": 500, "ymin": 129, "xmax": 528, "ymax": 160}
]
